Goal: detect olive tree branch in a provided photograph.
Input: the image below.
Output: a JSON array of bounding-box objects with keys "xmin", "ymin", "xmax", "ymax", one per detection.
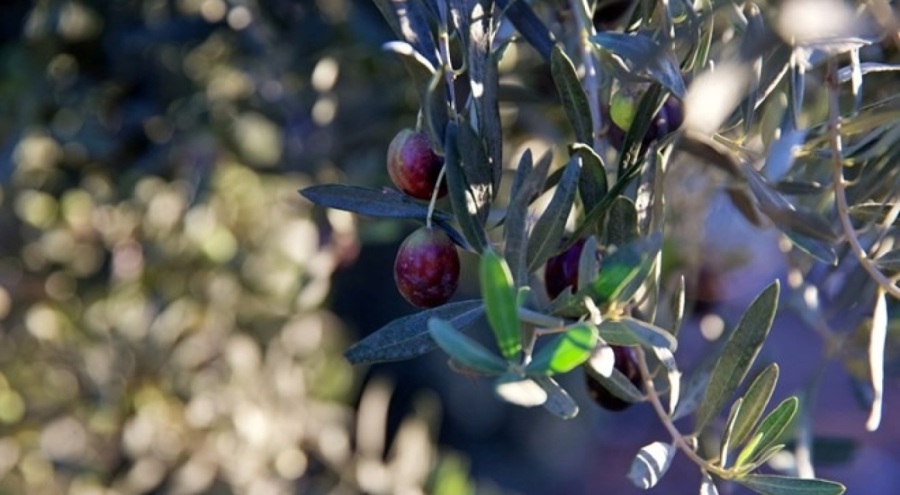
[
  {"xmin": 634, "ymin": 347, "xmax": 728, "ymax": 477},
  {"xmin": 826, "ymin": 60, "xmax": 900, "ymax": 300}
]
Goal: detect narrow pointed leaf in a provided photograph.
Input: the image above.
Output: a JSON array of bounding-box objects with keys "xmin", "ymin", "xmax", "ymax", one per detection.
[
  {"xmin": 527, "ymin": 157, "xmax": 581, "ymax": 272},
  {"xmin": 444, "ymin": 121, "xmax": 488, "ymax": 252},
  {"xmin": 584, "ymin": 232, "xmax": 662, "ymax": 305},
  {"xmin": 736, "ymin": 475, "xmax": 845, "ymax": 495},
  {"xmin": 495, "ymin": 374, "xmax": 547, "ymax": 407},
  {"xmin": 785, "ymin": 232, "xmax": 839, "ymax": 266},
  {"xmin": 720, "ymin": 398, "xmax": 744, "ymax": 468},
  {"xmin": 607, "ymin": 196, "xmax": 639, "ymax": 247},
  {"xmin": 652, "ymin": 346, "xmax": 681, "ymax": 415},
  {"xmin": 618, "ymin": 317, "xmax": 678, "ymax": 351},
  {"xmin": 300, "ymin": 185, "xmax": 451, "ymax": 222},
  {"xmin": 628, "ymin": 441, "xmax": 676, "ymax": 489},
  {"xmin": 700, "ymin": 473, "xmax": 720, "ymax": 495},
  {"xmin": 456, "ymin": 117, "xmax": 493, "ymax": 226},
  {"xmin": 617, "ymin": 84, "xmax": 666, "ymax": 176},
  {"xmin": 495, "ymin": 0, "xmax": 553, "ymax": 60},
  {"xmin": 577, "ymin": 236, "xmax": 601, "ymax": 292},
  {"xmin": 425, "ymin": 67, "xmax": 449, "ymax": 153},
  {"xmin": 526, "ymin": 322, "xmax": 598, "ymax": 375},
  {"xmin": 736, "ymin": 396, "xmax": 798, "ymax": 467},
  {"xmin": 584, "ymin": 357, "xmax": 645, "ymax": 404},
  {"xmin": 534, "ymin": 375, "xmax": 579, "ymax": 419},
  {"xmin": 867, "ymin": 290, "xmax": 887, "ymax": 431},
  {"xmin": 480, "ymin": 249, "xmax": 522, "ymax": 360},
  {"xmin": 371, "ymin": 0, "xmax": 439, "ymax": 66},
  {"xmin": 732, "ymin": 364, "xmax": 780, "ymax": 448},
  {"xmin": 505, "ymin": 150, "xmax": 552, "ymax": 284},
  {"xmin": 571, "ymin": 143, "xmax": 608, "ymax": 214},
  {"xmin": 874, "ymin": 249, "xmax": 900, "ymax": 273},
  {"xmin": 551, "ymin": 45, "xmax": 593, "ymax": 144},
  {"xmin": 345, "ymin": 300, "xmax": 484, "ymax": 364},
  {"xmin": 694, "ymin": 281, "xmax": 780, "ymax": 433},
  {"xmin": 428, "ymin": 318, "xmax": 508, "ymax": 375}
]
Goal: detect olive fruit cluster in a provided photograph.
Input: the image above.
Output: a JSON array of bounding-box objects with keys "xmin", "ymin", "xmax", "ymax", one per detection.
[{"xmin": 387, "ymin": 129, "xmax": 459, "ymax": 308}]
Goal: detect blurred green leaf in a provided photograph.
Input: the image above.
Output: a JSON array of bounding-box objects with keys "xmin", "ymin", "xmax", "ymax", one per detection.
[
  {"xmin": 526, "ymin": 322, "xmax": 597, "ymax": 375},
  {"xmin": 773, "ymin": 180, "xmax": 824, "ymax": 195},
  {"xmin": 735, "ymin": 397, "xmax": 798, "ymax": 468},
  {"xmin": 599, "ymin": 317, "xmax": 677, "ymax": 351},
  {"xmin": 480, "ymin": 249, "xmax": 522, "ymax": 361},
  {"xmin": 616, "ymin": 85, "xmax": 666, "ymax": 176},
  {"xmin": 701, "ymin": 473, "xmax": 721, "ymax": 495},
  {"xmin": 875, "ymin": 249, "xmax": 900, "ymax": 273},
  {"xmin": 785, "ymin": 232, "xmax": 839, "ymax": 266},
  {"xmin": 581, "ymin": 232, "xmax": 662, "ymax": 306},
  {"xmin": 695, "ymin": 281, "xmax": 780, "ymax": 433},
  {"xmin": 736, "ymin": 475, "xmax": 845, "ymax": 495},
  {"xmin": 731, "ymin": 364, "xmax": 780, "ymax": 448},
  {"xmin": 551, "ymin": 45, "xmax": 593, "ymax": 144},
  {"xmin": 628, "ymin": 441, "xmax": 675, "ymax": 489},
  {"xmin": 534, "ymin": 375, "xmax": 579, "ymax": 419},
  {"xmin": 300, "ymin": 185, "xmax": 452, "ymax": 222},
  {"xmin": 344, "ymin": 300, "xmax": 484, "ymax": 364},
  {"xmin": 429, "ymin": 318, "xmax": 508, "ymax": 375}
]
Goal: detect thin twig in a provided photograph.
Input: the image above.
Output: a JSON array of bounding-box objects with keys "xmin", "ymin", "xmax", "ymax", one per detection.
[
  {"xmin": 634, "ymin": 347, "xmax": 726, "ymax": 477},
  {"xmin": 826, "ymin": 61, "xmax": 900, "ymax": 300}
]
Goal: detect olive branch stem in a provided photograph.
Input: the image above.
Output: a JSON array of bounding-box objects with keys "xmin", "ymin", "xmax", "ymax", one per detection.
[
  {"xmin": 634, "ymin": 346, "xmax": 729, "ymax": 478},
  {"xmin": 826, "ymin": 60, "xmax": 900, "ymax": 300}
]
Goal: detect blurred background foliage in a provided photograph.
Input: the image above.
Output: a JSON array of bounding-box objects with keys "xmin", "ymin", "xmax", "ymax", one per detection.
[{"xmin": 0, "ymin": 1, "xmax": 898, "ymax": 494}]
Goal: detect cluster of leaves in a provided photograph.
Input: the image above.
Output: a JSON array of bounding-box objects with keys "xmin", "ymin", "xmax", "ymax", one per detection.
[{"xmin": 303, "ymin": 0, "xmax": 899, "ymax": 493}]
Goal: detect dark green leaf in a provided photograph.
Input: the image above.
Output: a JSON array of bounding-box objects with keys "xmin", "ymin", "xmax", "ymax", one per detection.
[
  {"xmin": 504, "ymin": 150, "xmax": 535, "ymax": 285},
  {"xmin": 571, "ymin": 143, "xmax": 608, "ymax": 214},
  {"xmin": 736, "ymin": 475, "xmax": 845, "ymax": 495},
  {"xmin": 456, "ymin": 117, "xmax": 493, "ymax": 226},
  {"xmin": 551, "ymin": 45, "xmax": 593, "ymax": 144},
  {"xmin": 735, "ymin": 397, "xmax": 798, "ymax": 468},
  {"xmin": 429, "ymin": 317, "xmax": 508, "ymax": 375},
  {"xmin": 526, "ymin": 323, "xmax": 598, "ymax": 375},
  {"xmin": 598, "ymin": 317, "xmax": 678, "ymax": 351},
  {"xmin": 300, "ymin": 184, "xmax": 452, "ymax": 222},
  {"xmin": 848, "ymin": 202, "xmax": 899, "ymax": 225},
  {"xmin": 527, "ymin": 157, "xmax": 580, "ymax": 272},
  {"xmin": 495, "ymin": 0, "xmax": 553, "ymax": 60},
  {"xmin": 590, "ymin": 32, "xmax": 686, "ymax": 98},
  {"xmin": 480, "ymin": 249, "xmax": 521, "ymax": 361},
  {"xmin": 617, "ymin": 85, "xmax": 665, "ymax": 177},
  {"xmin": 607, "ymin": 196, "xmax": 639, "ymax": 247},
  {"xmin": 785, "ymin": 232, "xmax": 839, "ymax": 266},
  {"xmin": 577, "ymin": 236, "xmax": 601, "ymax": 292},
  {"xmin": 694, "ymin": 281, "xmax": 780, "ymax": 433},
  {"xmin": 583, "ymin": 357, "xmax": 645, "ymax": 404},
  {"xmin": 344, "ymin": 300, "xmax": 484, "ymax": 364},
  {"xmin": 628, "ymin": 441, "xmax": 675, "ymax": 489},
  {"xmin": 732, "ymin": 364, "xmax": 780, "ymax": 448},
  {"xmin": 444, "ymin": 121, "xmax": 489, "ymax": 252},
  {"xmin": 583, "ymin": 232, "xmax": 662, "ymax": 305},
  {"xmin": 534, "ymin": 375, "xmax": 579, "ymax": 419}
]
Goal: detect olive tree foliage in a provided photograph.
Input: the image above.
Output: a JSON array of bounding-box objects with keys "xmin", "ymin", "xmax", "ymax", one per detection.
[{"xmin": 303, "ymin": 0, "xmax": 900, "ymax": 493}]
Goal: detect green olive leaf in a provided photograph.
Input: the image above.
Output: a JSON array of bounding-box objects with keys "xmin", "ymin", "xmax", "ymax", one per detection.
[
  {"xmin": 526, "ymin": 322, "xmax": 598, "ymax": 375},
  {"xmin": 735, "ymin": 475, "xmax": 845, "ymax": 495},
  {"xmin": 480, "ymin": 249, "xmax": 522, "ymax": 361},
  {"xmin": 428, "ymin": 317, "xmax": 509, "ymax": 375}
]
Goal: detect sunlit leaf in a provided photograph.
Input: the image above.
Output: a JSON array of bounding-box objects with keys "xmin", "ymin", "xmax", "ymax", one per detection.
[
  {"xmin": 736, "ymin": 474, "xmax": 845, "ymax": 495},
  {"xmin": 652, "ymin": 346, "xmax": 681, "ymax": 415},
  {"xmin": 583, "ymin": 232, "xmax": 662, "ymax": 306},
  {"xmin": 867, "ymin": 290, "xmax": 887, "ymax": 431},
  {"xmin": 700, "ymin": 473, "xmax": 720, "ymax": 495},
  {"xmin": 455, "ymin": 116, "xmax": 493, "ymax": 226},
  {"xmin": 694, "ymin": 281, "xmax": 780, "ymax": 433},
  {"xmin": 526, "ymin": 322, "xmax": 598, "ymax": 375},
  {"xmin": 732, "ymin": 364, "xmax": 780, "ymax": 448},
  {"xmin": 720, "ymin": 398, "xmax": 744, "ymax": 468},
  {"xmin": 429, "ymin": 318, "xmax": 508, "ymax": 375},
  {"xmin": 735, "ymin": 397, "xmax": 798, "ymax": 468},
  {"xmin": 551, "ymin": 45, "xmax": 593, "ymax": 144},
  {"xmin": 494, "ymin": 374, "xmax": 547, "ymax": 406},
  {"xmin": 344, "ymin": 300, "xmax": 484, "ymax": 364},
  {"xmin": 628, "ymin": 441, "xmax": 675, "ymax": 489},
  {"xmin": 371, "ymin": 0, "xmax": 439, "ymax": 66},
  {"xmin": 480, "ymin": 249, "xmax": 521, "ymax": 361},
  {"xmin": 495, "ymin": 0, "xmax": 553, "ymax": 60}
]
